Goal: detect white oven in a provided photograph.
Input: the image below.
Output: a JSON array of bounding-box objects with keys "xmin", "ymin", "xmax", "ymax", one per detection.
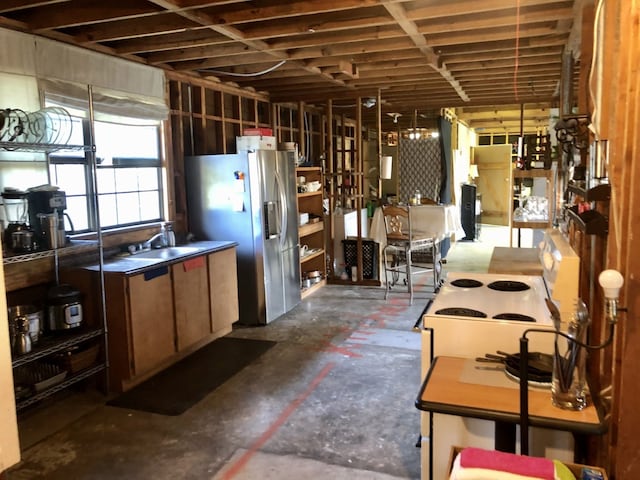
[{"xmin": 419, "ymin": 230, "xmax": 580, "ymax": 480}]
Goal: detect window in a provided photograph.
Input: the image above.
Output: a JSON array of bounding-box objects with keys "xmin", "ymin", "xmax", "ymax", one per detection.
[{"xmin": 48, "ymin": 102, "xmax": 164, "ymax": 232}]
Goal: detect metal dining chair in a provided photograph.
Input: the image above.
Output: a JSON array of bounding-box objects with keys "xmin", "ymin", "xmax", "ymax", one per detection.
[{"xmin": 381, "ymin": 204, "xmax": 440, "ymax": 304}]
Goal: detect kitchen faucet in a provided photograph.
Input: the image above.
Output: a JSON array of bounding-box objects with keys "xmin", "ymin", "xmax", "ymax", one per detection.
[
  {"xmin": 142, "ymin": 223, "xmax": 170, "ymax": 249},
  {"xmin": 142, "ymin": 232, "xmax": 166, "ymax": 250}
]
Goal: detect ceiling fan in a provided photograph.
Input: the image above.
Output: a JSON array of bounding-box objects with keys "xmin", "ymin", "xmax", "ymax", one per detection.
[{"xmin": 386, "ymin": 112, "xmax": 402, "ymax": 124}]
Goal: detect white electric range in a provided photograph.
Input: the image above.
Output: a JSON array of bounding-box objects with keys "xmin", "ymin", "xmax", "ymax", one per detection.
[{"xmin": 419, "ymin": 230, "xmax": 580, "ymax": 480}]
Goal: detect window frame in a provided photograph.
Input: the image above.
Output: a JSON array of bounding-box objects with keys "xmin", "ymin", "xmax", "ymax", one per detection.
[{"xmin": 48, "ymin": 114, "xmax": 165, "ymax": 233}]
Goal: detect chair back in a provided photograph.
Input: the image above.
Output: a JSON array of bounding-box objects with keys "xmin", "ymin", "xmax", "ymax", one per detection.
[{"xmin": 382, "ymin": 204, "xmax": 413, "ymax": 242}]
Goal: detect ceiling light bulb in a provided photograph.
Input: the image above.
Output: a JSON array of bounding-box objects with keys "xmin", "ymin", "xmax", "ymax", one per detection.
[{"xmin": 598, "ymin": 269, "xmax": 624, "ymax": 299}]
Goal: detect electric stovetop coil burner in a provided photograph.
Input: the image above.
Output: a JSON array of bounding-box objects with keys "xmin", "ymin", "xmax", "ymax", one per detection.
[
  {"xmin": 487, "ymin": 280, "xmax": 531, "ymax": 292},
  {"xmin": 450, "ymin": 279, "xmax": 483, "ymax": 288},
  {"xmin": 492, "ymin": 313, "xmax": 536, "ymax": 322},
  {"xmin": 435, "ymin": 307, "xmax": 487, "ymax": 318}
]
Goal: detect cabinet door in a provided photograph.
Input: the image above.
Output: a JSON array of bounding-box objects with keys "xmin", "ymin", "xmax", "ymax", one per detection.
[
  {"xmin": 208, "ymin": 247, "xmax": 239, "ymax": 333},
  {"xmin": 128, "ymin": 267, "xmax": 175, "ymax": 376},
  {"xmin": 173, "ymin": 256, "xmax": 211, "ymax": 350}
]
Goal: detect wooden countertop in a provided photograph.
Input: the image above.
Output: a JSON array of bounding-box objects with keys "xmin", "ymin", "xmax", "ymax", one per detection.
[
  {"xmin": 488, "ymin": 247, "xmax": 543, "ymax": 276},
  {"xmin": 416, "ymin": 356, "xmax": 606, "ymax": 435}
]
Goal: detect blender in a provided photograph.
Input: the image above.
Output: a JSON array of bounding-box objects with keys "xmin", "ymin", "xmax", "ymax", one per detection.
[{"xmin": 1, "ymin": 188, "xmax": 32, "ymax": 253}]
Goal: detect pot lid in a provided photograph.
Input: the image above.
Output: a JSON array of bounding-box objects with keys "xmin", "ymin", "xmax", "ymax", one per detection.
[{"xmin": 47, "ymin": 283, "xmax": 81, "ymax": 300}]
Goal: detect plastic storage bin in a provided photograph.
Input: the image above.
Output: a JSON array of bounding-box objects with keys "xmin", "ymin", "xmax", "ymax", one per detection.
[{"xmin": 342, "ymin": 238, "xmax": 379, "ymax": 280}]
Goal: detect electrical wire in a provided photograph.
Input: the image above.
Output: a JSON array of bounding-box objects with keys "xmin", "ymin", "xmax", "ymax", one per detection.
[
  {"xmin": 202, "ymin": 60, "xmax": 287, "ymax": 77},
  {"xmin": 513, "ymin": 0, "xmax": 521, "ymax": 101},
  {"xmin": 588, "ymin": 0, "xmax": 605, "ymax": 139}
]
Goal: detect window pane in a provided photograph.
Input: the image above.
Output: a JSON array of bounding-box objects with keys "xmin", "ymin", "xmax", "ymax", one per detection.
[
  {"xmin": 94, "ymin": 122, "xmax": 159, "ymax": 165},
  {"xmin": 49, "ymin": 164, "xmax": 86, "ymax": 195},
  {"xmin": 114, "ymin": 168, "xmax": 140, "ymax": 192},
  {"xmin": 138, "ymin": 191, "xmax": 161, "ymax": 221},
  {"xmin": 65, "ymin": 195, "xmax": 89, "ymax": 232},
  {"xmin": 116, "ymin": 192, "xmax": 141, "ymax": 224},
  {"xmin": 96, "ymin": 168, "xmax": 116, "ymax": 194},
  {"xmin": 137, "ymin": 168, "xmax": 159, "ymax": 190},
  {"xmin": 97, "ymin": 194, "xmax": 118, "ymax": 228}
]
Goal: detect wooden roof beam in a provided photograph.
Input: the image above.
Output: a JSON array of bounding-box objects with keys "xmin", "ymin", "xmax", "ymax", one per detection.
[{"xmin": 381, "ymin": 0, "xmax": 469, "ymax": 102}]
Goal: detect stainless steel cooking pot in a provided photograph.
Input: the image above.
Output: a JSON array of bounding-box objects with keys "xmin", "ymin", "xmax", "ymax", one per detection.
[{"xmin": 47, "ymin": 284, "xmax": 83, "ymax": 331}]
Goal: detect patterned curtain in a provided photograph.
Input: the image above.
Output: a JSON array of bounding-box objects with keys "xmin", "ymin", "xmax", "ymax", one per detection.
[{"xmin": 398, "ymin": 137, "xmax": 442, "ymax": 203}]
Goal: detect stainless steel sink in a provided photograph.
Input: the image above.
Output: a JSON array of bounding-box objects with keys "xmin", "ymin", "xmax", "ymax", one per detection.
[{"xmin": 128, "ymin": 246, "xmax": 203, "ymax": 260}]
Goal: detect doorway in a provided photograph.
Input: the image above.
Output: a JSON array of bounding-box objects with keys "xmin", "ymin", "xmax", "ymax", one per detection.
[{"xmin": 471, "ymin": 145, "xmax": 512, "ymax": 226}]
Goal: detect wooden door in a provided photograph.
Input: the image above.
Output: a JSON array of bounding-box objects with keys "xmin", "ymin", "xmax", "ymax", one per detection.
[
  {"xmin": 208, "ymin": 247, "xmax": 238, "ymax": 334},
  {"xmin": 472, "ymin": 145, "xmax": 512, "ymax": 225},
  {"xmin": 173, "ymin": 256, "xmax": 211, "ymax": 351},
  {"xmin": 128, "ymin": 267, "xmax": 175, "ymax": 376}
]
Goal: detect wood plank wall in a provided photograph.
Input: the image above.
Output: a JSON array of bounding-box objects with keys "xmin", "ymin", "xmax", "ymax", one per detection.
[{"xmin": 597, "ymin": 1, "xmax": 640, "ymax": 477}]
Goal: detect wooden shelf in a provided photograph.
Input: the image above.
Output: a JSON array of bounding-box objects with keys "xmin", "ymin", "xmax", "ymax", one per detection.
[
  {"xmin": 301, "ymin": 278, "xmax": 326, "ymax": 299},
  {"xmin": 566, "ymin": 182, "xmax": 611, "ymax": 202},
  {"xmin": 296, "ymin": 166, "xmax": 325, "ymax": 296},
  {"xmin": 512, "ymin": 168, "xmax": 554, "ymax": 178},
  {"xmin": 299, "ymin": 221, "xmax": 323, "ymax": 237},
  {"xmin": 296, "ymin": 166, "xmax": 322, "ymax": 173},
  {"xmin": 510, "ymin": 168, "xmax": 553, "ymax": 246},
  {"xmin": 297, "ymin": 191, "xmax": 323, "ymax": 199},
  {"xmin": 300, "ymin": 249, "xmax": 324, "ymax": 264},
  {"xmin": 512, "ymin": 220, "xmax": 551, "ymax": 229}
]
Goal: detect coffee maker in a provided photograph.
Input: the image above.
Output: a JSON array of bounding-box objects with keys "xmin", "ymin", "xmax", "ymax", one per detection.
[{"xmin": 27, "ymin": 188, "xmax": 69, "ymax": 249}]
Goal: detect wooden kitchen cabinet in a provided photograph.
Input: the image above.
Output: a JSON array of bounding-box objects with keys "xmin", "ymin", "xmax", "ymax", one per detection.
[
  {"xmin": 126, "ymin": 268, "xmax": 176, "ymax": 376},
  {"xmin": 173, "ymin": 256, "xmax": 211, "ymax": 351},
  {"xmin": 70, "ymin": 245, "xmax": 238, "ymax": 393},
  {"xmin": 101, "ymin": 266, "xmax": 176, "ymax": 392},
  {"xmin": 208, "ymin": 247, "xmax": 239, "ymax": 334}
]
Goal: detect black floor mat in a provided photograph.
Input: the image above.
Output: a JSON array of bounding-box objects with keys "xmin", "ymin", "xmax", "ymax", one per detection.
[{"xmin": 107, "ymin": 336, "xmax": 276, "ymax": 416}]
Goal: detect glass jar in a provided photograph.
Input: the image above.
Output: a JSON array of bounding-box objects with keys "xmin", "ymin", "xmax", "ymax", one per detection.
[{"xmin": 551, "ymin": 309, "xmax": 590, "ymax": 410}]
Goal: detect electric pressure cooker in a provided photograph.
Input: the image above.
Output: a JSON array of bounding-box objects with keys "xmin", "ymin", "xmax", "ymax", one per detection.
[{"xmin": 47, "ymin": 284, "xmax": 83, "ymax": 331}]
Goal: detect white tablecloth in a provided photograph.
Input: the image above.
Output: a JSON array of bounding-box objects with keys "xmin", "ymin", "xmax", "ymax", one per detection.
[
  {"xmin": 368, "ymin": 204, "xmax": 463, "ymax": 284},
  {"xmin": 370, "ymin": 204, "xmax": 464, "ymax": 251}
]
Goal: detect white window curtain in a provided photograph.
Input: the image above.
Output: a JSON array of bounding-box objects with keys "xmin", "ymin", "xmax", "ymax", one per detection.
[
  {"xmin": 0, "ymin": 27, "xmax": 168, "ymax": 121},
  {"xmin": 38, "ymin": 79, "xmax": 168, "ymax": 123}
]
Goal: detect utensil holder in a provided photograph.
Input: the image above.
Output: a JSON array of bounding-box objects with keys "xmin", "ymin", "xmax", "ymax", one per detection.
[{"xmin": 551, "ymin": 334, "xmax": 588, "ymax": 410}]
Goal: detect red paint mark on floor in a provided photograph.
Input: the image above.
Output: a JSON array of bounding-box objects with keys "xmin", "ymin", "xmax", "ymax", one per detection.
[{"xmin": 221, "ymin": 362, "xmax": 336, "ymax": 479}]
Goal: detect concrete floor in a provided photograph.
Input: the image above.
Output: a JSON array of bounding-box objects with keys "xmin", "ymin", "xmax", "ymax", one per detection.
[{"xmin": 7, "ymin": 226, "xmax": 506, "ymax": 480}]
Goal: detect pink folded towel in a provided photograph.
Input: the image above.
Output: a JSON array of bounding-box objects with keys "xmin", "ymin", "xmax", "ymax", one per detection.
[{"xmin": 459, "ymin": 447, "xmax": 555, "ymax": 480}]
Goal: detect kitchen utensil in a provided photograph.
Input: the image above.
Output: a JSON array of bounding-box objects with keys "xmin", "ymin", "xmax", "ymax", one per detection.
[
  {"xmin": 11, "ymin": 229, "xmax": 35, "ymax": 253},
  {"xmin": 12, "ymin": 316, "xmax": 32, "ymax": 355},
  {"xmin": 476, "ymin": 351, "xmax": 553, "ymax": 384},
  {"xmin": 8, "ymin": 305, "xmax": 43, "ymax": 344},
  {"xmin": 37, "ymin": 212, "xmax": 60, "ymax": 249},
  {"xmin": 46, "ymin": 283, "xmax": 83, "ymax": 331}
]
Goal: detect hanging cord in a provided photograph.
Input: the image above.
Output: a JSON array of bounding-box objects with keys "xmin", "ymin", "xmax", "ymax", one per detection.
[
  {"xmin": 202, "ymin": 60, "xmax": 286, "ymax": 77},
  {"xmin": 588, "ymin": 0, "xmax": 605, "ymax": 139},
  {"xmin": 304, "ymin": 111, "xmax": 311, "ymax": 162},
  {"xmin": 513, "ymin": 0, "xmax": 521, "ymax": 101}
]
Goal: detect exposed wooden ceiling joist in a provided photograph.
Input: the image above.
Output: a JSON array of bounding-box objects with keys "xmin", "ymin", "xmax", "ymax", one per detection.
[{"xmin": 0, "ymin": 0, "xmax": 582, "ymax": 131}]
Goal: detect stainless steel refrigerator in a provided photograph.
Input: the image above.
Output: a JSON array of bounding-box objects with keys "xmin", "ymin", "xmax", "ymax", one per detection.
[{"xmin": 185, "ymin": 150, "xmax": 301, "ymax": 325}]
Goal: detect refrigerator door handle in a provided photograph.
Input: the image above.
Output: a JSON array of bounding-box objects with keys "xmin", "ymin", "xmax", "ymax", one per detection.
[
  {"xmin": 264, "ymin": 201, "xmax": 279, "ymax": 239},
  {"xmin": 274, "ymin": 169, "xmax": 288, "ymax": 249}
]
